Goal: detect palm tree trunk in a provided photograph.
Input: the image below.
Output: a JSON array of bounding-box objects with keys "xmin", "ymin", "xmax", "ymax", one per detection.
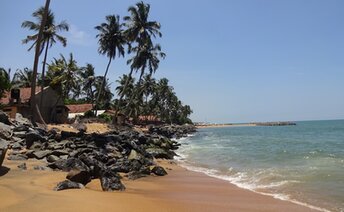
[
  {"xmin": 114, "ymin": 68, "xmax": 134, "ymax": 120},
  {"xmin": 94, "ymin": 57, "xmax": 112, "ymax": 116},
  {"xmin": 30, "ymin": 0, "xmax": 50, "ymax": 125},
  {"xmin": 39, "ymin": 39, "xmax": 50, "ymax": 110}
]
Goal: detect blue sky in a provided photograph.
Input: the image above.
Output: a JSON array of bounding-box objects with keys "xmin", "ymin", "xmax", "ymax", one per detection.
[{"xmin": 1, "ymin": 0, "xmax": 343, "ymax": 123}]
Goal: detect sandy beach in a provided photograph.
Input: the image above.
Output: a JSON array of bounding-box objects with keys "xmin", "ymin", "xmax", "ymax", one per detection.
[{"xmin": 0, "ymin": 157, "xmax": 315, "ymax": 212}]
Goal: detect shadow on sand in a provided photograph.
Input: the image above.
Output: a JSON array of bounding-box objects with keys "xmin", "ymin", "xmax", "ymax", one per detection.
[{"xmin": 0, "ymin": 166, "xmax": 10, "ymax": 177}]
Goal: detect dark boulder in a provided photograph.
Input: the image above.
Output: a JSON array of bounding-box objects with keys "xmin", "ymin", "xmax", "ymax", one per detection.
[
  {"xmin": 151, "ymin": 166, "xmax": 168, "ymax": 176},
  {"xmin": 25, "ymin": 131, "xmax": 46, "ymax": 148},
  {"xmin": 33, "ymin": 165, "xmax": 51, "ymax": 171},
  {"xmin": 33, "ymin": 150, "xmax": 51, "ymax": 159},
  {"xmin": 61, "ymin": 131, "xmax": 78, "ymax": 140},
  {"xmin": 0, "ymin": 111, "xmax": 11, "ymax": 125},
  {"xmin": 66, "ymin": 169, "xmax": 92, "ymax": 185},
  {"xmin": 54, "ymin": 180, "xmax": 84, "ymax": 191},
  {"xmin": 48, "ymin": 158, "xmax": 89, "ymax": 172},
  {"xmin": 0, "ymin": 122, "xmax": 12, "ymax": 140},
  {"xmin": 46, "ymin": 155, "xmax": 60, "ymax": 163},
  {"xmin": 146, "ymin": 147, "xmax": 175, "ymax": 159},
  {"xmin": 7, "ymin": 154, "xmax": 28, "ymax": 161},
  {"xmin": 0, "ymin": 139, "xmax": 10, "ymax": 167},
  {"xmin": 17, "ymin": 163, "xmax": 27, "ymax": 170},
  {"xmin": 100, "ymin": 170, "xmax": 125, "ymax": 191},
  {"xmin": 14, "ymin": 113, "xmax": 33, "ymax": 127}
]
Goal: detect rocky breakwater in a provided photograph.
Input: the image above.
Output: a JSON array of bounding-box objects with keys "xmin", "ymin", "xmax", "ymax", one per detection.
[{"xmin": 0, "ymin": 110, "xmax": 196, "ymax": 192}]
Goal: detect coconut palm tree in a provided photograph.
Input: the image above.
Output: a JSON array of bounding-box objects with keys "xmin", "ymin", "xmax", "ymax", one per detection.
[
  {"xmin": 94, "ymin": 14, "xmax": 127, "ymax": 115},
  {"xmin": 119, "ymin": 1, "xmax": 164, "ymax": 103},
  {"xmin": 12, "ymin": 68, "xmax": 43, "ymax": 88},
  {"xmin": 22, "ymin": 6, "xmax": 69, "ymax": 108},
  {"xmin": 47, "ymin": 53, "xmax": 81, "ymax": 101},
  {"xmin": 94, "ymin": 76, "xmax": 114, "ymax": 110},
  {"xmin": 116, "ymin": 74, "xmax": 135, "ymax": 99},
  {"xmin": 124, "ymin": 1, "xmax": 162, "ymax": 47},
  {"xmin": 80, "ymin": 64, "xmax": 96, "ymax": 103},
  {"xmin": 0, "ymin": 68, "xmax": 11, "ymax": 98}
]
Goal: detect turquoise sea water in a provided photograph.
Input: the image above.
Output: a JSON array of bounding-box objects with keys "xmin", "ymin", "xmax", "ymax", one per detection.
[{"xmin": 176, "ymin": 120, "xmax": 344, "ymax": 212}]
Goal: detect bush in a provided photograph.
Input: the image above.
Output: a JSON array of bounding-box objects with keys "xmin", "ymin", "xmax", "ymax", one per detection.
[
  {"xmin": 98, "ymin": 113, "xmax": 112, "ymax": 122},
  {"xmin": 84, "ymin": 110, "xmax": 95, "ymax": 118}
]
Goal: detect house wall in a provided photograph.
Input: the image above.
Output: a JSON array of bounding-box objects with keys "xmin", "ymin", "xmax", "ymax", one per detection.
[{"xmin": 34, "ymin": 87, "xmax": 64, "ymax": 123}]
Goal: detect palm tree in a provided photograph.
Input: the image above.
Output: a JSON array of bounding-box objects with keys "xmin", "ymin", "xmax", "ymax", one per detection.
[
  {"xmin": 124, "ymin": 1, "xmax": 162, "ymax": 47},
  {"xmin": 127, "ymin": 43, "xmax": 165, "ymax": 82},
  {"xmin": 116, "ymin": 74, "xmax": 135, "ymax": 99},
  {"xmin": 47, "ymin": 53, "xmax": 81, "ymax": 101},
  {"xmin": 0, "ymin": 68, "xmax": 11, "ymax": 98},
  {"xmin": 118, "ymin": 2, "xmax": 165, "ymax": 116},
  {"xmin": 95, "ymin": 14, "xmax": 127, "ymax": 115},
  {"xmin": 22, "ymin": 6, "xmax": 69, "ymax": 108},
  {"xmin": 94, "ymin": 76, "xmax": 114, "ymax": 110},
  {"xmin": 80, "ymin": 64, "xmax": 96, "ymax": 103},
  {"xmin": 12, "ymin": 68, "xmax": 42, "ymax": 88}
]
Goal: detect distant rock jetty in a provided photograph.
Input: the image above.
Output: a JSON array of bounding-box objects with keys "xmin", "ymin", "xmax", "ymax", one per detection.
[{"xmin": 253, "ymin": 122, "xmax": 296, "ymax": 126}]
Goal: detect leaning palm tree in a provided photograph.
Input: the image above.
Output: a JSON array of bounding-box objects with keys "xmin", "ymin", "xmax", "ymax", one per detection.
[
  {"xmin": 94, "ymin": 14, "xmax": 127, "ymax": 115},
  {"xmin": 22, "ymin": 6, "xmax": 69, "ymax": 108}
]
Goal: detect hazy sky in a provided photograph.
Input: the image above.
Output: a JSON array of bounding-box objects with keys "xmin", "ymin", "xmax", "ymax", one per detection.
[{"xmin": 1, "ymin": 0, "xmax": 343, "ymax": 123}]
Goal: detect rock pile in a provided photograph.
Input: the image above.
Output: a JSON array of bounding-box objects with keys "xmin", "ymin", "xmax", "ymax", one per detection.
[{"xmin": 0, "ymin": 110, "xmax": 196, "ymax": 191}]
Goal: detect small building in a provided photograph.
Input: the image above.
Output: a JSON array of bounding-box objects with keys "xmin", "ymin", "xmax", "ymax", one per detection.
[
  {"xmin": 66, "ymin": 104, "xmax": 94, "ymax": 119},
  {"xmin": 137, "ymin": 115, "xmax": 163, "ymax": 125},
  {"xmin": 102, "ymin": 109, "xmax": 126, "ymax": 125},
  {"xmin": 0, "ymin": 86, "xmax": 68, "ymax": 123}
]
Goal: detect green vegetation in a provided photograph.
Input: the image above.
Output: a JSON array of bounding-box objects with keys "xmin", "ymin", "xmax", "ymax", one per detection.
[{"xmin": 1, "ymin": 1, "xmax": 193, "ymax": 125}]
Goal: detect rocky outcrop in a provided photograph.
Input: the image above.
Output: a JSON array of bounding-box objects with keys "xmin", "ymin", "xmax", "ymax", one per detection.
[{"xmin": 0, "ymin": 110, "xmax": 196, "ymax": 191}]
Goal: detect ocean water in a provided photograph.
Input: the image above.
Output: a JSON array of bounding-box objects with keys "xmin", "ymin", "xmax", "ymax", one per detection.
[{"xmin": 176, "ymin": 120, "xmax": 344, "ymax": 212}]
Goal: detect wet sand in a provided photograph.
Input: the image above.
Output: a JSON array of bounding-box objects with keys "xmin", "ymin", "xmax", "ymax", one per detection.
[{"xmin": 0, "ymin": 159, "xmax": 316, "ymax": 212}]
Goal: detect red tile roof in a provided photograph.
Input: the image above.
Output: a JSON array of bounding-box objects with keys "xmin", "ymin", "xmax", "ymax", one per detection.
[
  {"xmin": 138, "ymin": 115, "xmax": 161, "ymax": 122},
  {"xmin": 66, "ymin": 104, "xmax": 93, "ymax": 113},
  {"xmin": 0, "ymin": 87, "xmax": 42, "ymax": 105}
]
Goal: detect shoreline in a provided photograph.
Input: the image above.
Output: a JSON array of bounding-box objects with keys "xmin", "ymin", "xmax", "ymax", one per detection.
[{"xmin": 0, "ymin": 157, "xmax": 317, "ymax": 212}]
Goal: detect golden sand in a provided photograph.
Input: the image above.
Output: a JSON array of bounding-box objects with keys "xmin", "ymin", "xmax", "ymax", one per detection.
[{"xmin": 0, "ymin": 158, "xmax": 315, "ymax": 212}]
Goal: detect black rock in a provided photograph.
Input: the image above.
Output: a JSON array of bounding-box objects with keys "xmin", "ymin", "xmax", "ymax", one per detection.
[
  {"xmin": 17, "ymin": 163, "xmax": 27, "ymax": 170},
  {"xmin": 146, "ymin": 148, "xmax": 175, "ymax": 159},
  {"xmin": 0, "ymin": 111, "xmax": 11, "ymax": 125},
  {"xmin": 151, "ymin": 166, "xmax": 168, "ymax": 176},
  {"xmin": 66, "ymin": 169, "xmax": 92, "ymax": 185},
  {"xmin": 33, "ymin": 150, "xmax": 51, "ymax": 159},
  {"xmin": 0, "ymin": 122, "xmax": 12, "ymax": 140},
  {"xmin": 46, "ymin": 155, "xmax": 60, "ymax": 163},
  {"xmin": 7, "ymin": 154, "xmax": 28, "ymax": 161},
  {"xmin": 61, "ymin": 131, "xmax": 78, "ymax": 140},
  {"xmin": 54, "ymin": 180, "xmax": 84, "ymax": 191},
  {"xmin": 33, "ymin": 165, "xmax": 51, "ymax": 171},
  {"xmin": 48, "ymin": 158, "xmax": 89, "ymax": 172},
  {"xmin": 100, "ymin": 170, "xmax": 125, "ymax": 191},
  {"xmin": 25, "ymin": 131, "xmax": 46, "ymax": 148},
  {"xmin": 0, "ymin": 139, "xmax": 9, "ymax": 167}
]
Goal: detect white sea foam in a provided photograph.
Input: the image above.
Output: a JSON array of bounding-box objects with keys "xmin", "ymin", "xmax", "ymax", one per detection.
[{"xmin": 176, "ymin": 161, "xmax": 330, "ymax": 212}]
